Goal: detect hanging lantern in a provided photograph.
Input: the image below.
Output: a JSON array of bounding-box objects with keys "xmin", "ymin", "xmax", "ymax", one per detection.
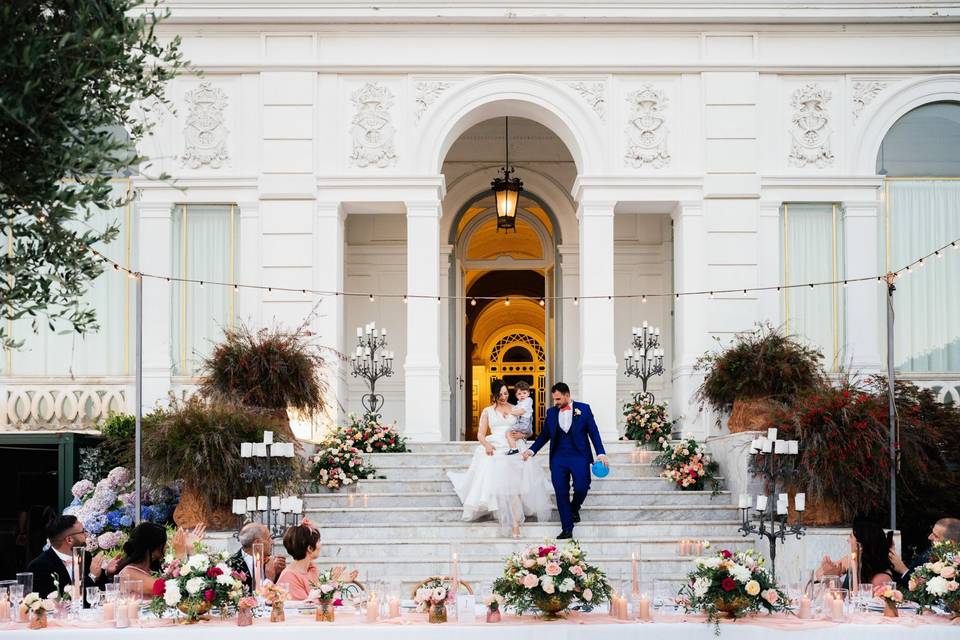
[{"xmin": 491, "ymin": 117, "xmax": 523, "ymax": 231}]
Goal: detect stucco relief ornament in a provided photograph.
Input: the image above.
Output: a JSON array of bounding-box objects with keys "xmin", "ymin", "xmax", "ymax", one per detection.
[
  {"xmin": 181, "ymin": 82, "xmax": 228, "ymax": 169},
  {"xmin": 414, "ymin": 81, "xmax": 453, "ymax": 122},
  {"xmin": 852, "ymin": 81, "xmax": 888, "ymax": 121},
  {"xmin": 624, "ymin": 85, "xmax": 670, "ymax": 168},
  {"xmin": 350, "ymin": 82, "xmax": 398, "ymax": 168},
  {"xmin": 568, "ymin": 81, "xmax": 606, "ymax": 119},
  {"xmin": 788, "ymin": 83, "xmax": 834, "ymax": 168}
]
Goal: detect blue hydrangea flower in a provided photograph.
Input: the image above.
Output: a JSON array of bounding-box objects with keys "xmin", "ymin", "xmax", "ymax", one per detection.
[
  {"xmin": 105, "ymin": 510, "xmax": 124, "ymax": 529},
  {"xmin": 86, "ymin": 513, "xmax": 107, "ymax": 535},
  {"xmin": 119, "ymin": 513, "xmax": 133, "ymax": 527}
]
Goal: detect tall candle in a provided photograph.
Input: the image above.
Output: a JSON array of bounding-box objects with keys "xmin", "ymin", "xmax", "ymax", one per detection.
[
  {"xmin": 72, "ymin": 546, "xmax": 85, "ymax": 604},
  {"xmin": 795, "ymin": 493, "xmax": 806, "ymax": 512},
  {"xmin": 738, "ymin": 494, "xmax": 750, "ymax": 509},
  {"xmin": 263, "ymin": 431, "xmax": 274, "ymax": 445},
  {"xmin": 450, "ymin": 551, "xmax": 460, "ymax": 603},
  {"xmin": 115, "ymin": 601, "xmax": 129, "ymax": 628},
  {"xmin": 252, "ymin": 541, "xmax": 265, "ymax": 590},
  {"xmin": 767, "ymin": 428, "xmax": 778, "ymax": 441},
  {"xmin": 798, "ymin": 596, "xmax": 811, "ymax": 619},
  {"xmin": 102, "ymin": 600, "xmax": 115, "ymax": 623},
  {"xmin": 0, "ymin": 598, "xmax": 10, "ymax": 622},
  {"xmin": 774, "ymin": 440, "xmax": 788, "ymax": 454},
  {"xmin": 127, "ymin": 599, "xmax": 140, "ymax": 621},
  {"xmin": 366, "ymin": 595, "xmax": 379, "ymax": 622},
  {"xmin": 756, "ymin": 495, "xmax": 768, "ymax": 512},
  {"xmin": 829, "ymin": 594, "xmax": 845, "ymax": 620},
  {"xmin": 388, "ymin": 597, "xmax": 400, "ymax": 618},
  {"xmin": 631, "ymin": 551, "xmax": 640, "ymax": 597}
]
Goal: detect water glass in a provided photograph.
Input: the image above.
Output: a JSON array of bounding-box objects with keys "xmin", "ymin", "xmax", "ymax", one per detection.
[
  {"xmin": 857, "ymin": 583, "xmax": 875, "ymax": 610},
  {"xmin": 9, "ymin": 585, "xmax": 24, "ymax": 607},
  {"xmin": 653, "ymin": 579, "xmax": 678, "ymax": 614},
  {"xmin": 104, "ymin": 583, "xmax": 119, "ymax": 602},
  {"xmin": 15, "ymin": 573, "xmax": 33, "ymax": 596},
  {"xmin": 86, "ymin": 587, "xmax": 102, "ymax": 609}
]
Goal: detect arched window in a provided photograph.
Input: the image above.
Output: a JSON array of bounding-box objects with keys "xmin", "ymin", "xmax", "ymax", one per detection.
[{"xmin": 878, "ymin": 101, "xmax": 960, "ymax": 372}]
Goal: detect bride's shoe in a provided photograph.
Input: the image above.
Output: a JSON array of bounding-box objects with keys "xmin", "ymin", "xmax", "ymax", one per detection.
[{"xmin": 512, "ymin": 525, "xmax": 521, "ymax": 540}]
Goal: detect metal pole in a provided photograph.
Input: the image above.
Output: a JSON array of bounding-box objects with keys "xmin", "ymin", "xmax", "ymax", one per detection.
[
  {"xmin": 134, "ymin": 273, "xmax": 143, "ymax": 524},
  {"xmin": 885, "ymin": 275, "xmax": 897, "ymax": 532}
]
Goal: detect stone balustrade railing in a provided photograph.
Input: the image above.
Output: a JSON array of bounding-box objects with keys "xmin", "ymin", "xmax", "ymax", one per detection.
[{"xmin": 0, "ymin": 378, "xmax": 130, "ymax": 431}]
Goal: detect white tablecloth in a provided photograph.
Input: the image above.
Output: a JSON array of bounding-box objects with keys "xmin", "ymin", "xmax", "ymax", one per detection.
[{"xmin": 5, "ymin": 610, "xmax": 959, "ymax": 639}]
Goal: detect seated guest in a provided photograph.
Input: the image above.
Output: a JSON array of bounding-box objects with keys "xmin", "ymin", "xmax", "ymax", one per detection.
[
  {"xmin": 114, "ymin": 522, "xmax": 204, "ymax": 597},
  {"xmin": 227, "ymin": 523, "xmax": 286, "ymax": 593},
  {"xmin": 891, "ymin": 517, "xmax": 960, "ymax": 588},
  {"xmin": 817, "ymin": 517, "xmax": 895, "ymax": 588},
  {"xmin": 276, "ymin": 519, "xmax": 358, "ymax": 601},
  {"xmin": 26, "ymin": 516, "xmax": 113, "ymax": 605}
]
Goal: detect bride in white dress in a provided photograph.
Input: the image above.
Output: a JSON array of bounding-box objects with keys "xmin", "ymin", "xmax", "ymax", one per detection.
[{"xmin": 448, "ymin": 380, "xmax": 552, "ymax": 536}]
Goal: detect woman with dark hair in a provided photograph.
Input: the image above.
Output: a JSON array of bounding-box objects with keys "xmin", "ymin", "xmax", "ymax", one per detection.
[
  {"xmin": 817, "ymin": 517, "xmax": 895, "ymax": 588},
  {"xmin": 115, "ymin": 522, "xmax": 206, "ymax": 597}
]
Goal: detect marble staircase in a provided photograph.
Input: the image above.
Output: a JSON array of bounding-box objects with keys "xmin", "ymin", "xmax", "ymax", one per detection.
[{"xmin": 301, "ymin": 441, "xmax": 747, "ymax": 592}]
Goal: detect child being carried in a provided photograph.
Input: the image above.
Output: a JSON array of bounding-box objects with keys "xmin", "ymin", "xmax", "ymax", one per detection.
[{"xmin": 506, "ymin": 380, "xmax": 534, "ymax": 455}]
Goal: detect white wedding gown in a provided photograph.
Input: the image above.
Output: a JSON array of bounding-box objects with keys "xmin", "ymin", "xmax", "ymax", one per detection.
[{"xmin": 448, "ymin": 406, "xmax": 553, "ymax": 533}]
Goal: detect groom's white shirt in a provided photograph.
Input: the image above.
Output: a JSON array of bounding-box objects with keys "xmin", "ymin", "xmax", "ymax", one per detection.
[{"xmin": 558, "ymin": 402, "xmax": 573, "ymax": 433}]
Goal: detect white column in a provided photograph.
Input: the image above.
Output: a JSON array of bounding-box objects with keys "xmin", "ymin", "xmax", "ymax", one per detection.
[
  {"xmin": 672, "ymin": 202, "xmax": 709, "ymax": 439},
  {"xmin": 758, "ymin": 201, "xmax": 782, "ymax": 326},
  {"xmin": 315, "ymin": 202, "xmax": 347, "ymax": 438},
  {"xmin": 237, "ymin": 202, "xmax": 260, "ymax": 326},
  {"xmin": 843, "ymin": 200, "xmax": 883, "ymax": 373},
  {"xmin": 137, "ymin": 203, "xmax": 173, "ymax": 412},
  {"xmin": 404, "ymin": 201, "xmax": 443, "ymax": 441},
  {"xmin": 577, "ymin": 201, "xmax": 618, "ymax": 440}
]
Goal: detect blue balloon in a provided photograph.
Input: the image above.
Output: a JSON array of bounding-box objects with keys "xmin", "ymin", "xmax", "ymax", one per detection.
[{"xmin": 591, "ymin": 460, "xmax": 610, "ymax": 478}]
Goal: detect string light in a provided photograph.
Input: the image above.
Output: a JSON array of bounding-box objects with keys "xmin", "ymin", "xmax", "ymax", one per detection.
[
  {"xmin": 504, "ymin": 297, "xmax": 510, "ymax": 307},
  {"xmin": 470, "ymin": 298, "xmax": 476, "ymax": 306},
  {"xmin": 573, "ymin": 297, "xmax": 579, "ymax": 305},
  {"xmin": 368, "ymin": 294, "xmax": 375, "ymax": 302},
  {"xmin": 918, "ymin": 259, "xmax": 925, "ymax": 268},
  {"xmin": 742, "ymin": 289, "xmax": 747, "ymax": 297},
  {"xmin": 539, "ymin": 298, "xmax": 545, "ymax": 307},
  {"xmin": 402, "ymin": 296, "xmax": 408, "ymax": 304},
  {"xmin": 199, "ymin": 281, "xmax": 205, "ymax": 289},
  {"xmin": 641, "ymin": 295, "xmax": 647, "ymax": 304},
  {"xmin": 437, "ymin": 296, "xmax": 441, "ymax": 304}
]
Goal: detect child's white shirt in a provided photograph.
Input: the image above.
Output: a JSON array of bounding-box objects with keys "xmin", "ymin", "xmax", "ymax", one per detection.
[{"xmin": 515, "ymin": 397, "xmax": 534, "ymax": 433}]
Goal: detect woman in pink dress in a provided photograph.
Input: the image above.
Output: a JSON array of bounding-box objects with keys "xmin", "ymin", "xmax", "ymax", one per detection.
[{"xmin": 276, "ymin": 519, "xmax": 359, "ymax": 601}]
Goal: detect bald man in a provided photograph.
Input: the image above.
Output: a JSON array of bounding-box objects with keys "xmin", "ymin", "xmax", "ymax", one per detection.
[
  {"xmin": 891, "ymin": 517, "xmax": 960, "ymax": 589},
  {"xmin": 227, "ymin": 523, "xmax": 286, "ymax": 593}
]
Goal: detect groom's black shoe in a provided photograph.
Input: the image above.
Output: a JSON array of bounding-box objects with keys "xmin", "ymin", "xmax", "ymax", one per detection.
[
  {"xmin": 572, "ymin": 510, "xmax": 581, "ymax": 524},
  {"xmin": 557, "ymin": 530, "xmax": 573, "ymax": 539}
]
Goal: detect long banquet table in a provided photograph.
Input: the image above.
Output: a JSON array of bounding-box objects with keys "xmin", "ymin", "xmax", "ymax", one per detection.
[{"xmin": 3, "ymin": 610, "xmax": 959, "ymax": 639}]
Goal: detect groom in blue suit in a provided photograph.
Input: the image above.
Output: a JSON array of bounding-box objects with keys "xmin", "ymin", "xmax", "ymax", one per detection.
[{"xmin": 523, "ymin": 382, "xmax": 608, "ymax": 539}]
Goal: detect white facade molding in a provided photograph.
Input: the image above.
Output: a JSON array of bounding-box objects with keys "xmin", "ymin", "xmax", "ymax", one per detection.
[
  {"xmin": 182, "ymin": 81, "xmax": 230, "ymax": 169},
  {"xmin": 349, "ymin": 81, "xmax": 399, "ymax": 168},
  {"xmin": 787, "ymin": 82, "xmax": 835, "ymax": 168},
  {"xmin": 624, "ymin": 84, "xmax": 671, "ymax": 168}
]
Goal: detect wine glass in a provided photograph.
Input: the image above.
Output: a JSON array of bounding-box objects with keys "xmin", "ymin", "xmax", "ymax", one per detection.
[
  {"xmin": 857, "ymin": 583, "xmax": 875, "ymax": 611},
  {"xmin": 86, "ymin": 587, "xmax": 102, "ymax": 610}
]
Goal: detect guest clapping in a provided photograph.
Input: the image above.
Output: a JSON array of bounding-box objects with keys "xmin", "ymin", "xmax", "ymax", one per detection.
[
  {"xmin": 228, "ymin": 523, "xmax": 285, "ymax": 593},
  {"xmin": 817, "ymin": 517, "xmax": 894, "ymax": 588},
  {"xmin": 276, "ymin": 519, "xmax": 358, "ymax": 600},
  {"xmin": 891, "ymin": 517, "xmax": 960, "ymax": 589}
]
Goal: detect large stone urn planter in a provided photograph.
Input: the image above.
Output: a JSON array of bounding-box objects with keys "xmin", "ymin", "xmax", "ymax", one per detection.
[
  {"xmin": 727, "ymin": 398, "xmax": 782, "ymax": 433},
  {"xmin": 174, "ymin": 485, "xmax": 235, "ymax": 529}
]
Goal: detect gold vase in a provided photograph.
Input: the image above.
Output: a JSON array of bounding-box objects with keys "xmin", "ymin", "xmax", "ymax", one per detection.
[
  {"xmin": 883, "ymin": 600, "xmax": 899, "ymax": 618},
  {"xmin": 713, "ymin": 596, "xmax": 752, "ymax": 619},
  {"xmin": 29, "ymin": 610, "xmax": 47, "ymax": 630},
  {"xmin": 270, "ymin": 601, "xmax": 285, "ymax": 623},
  {"xmin": 428, "ymin": 603, "xmax": 447, "ymax": 624},
  {"xmin": 315, "ymin": 601, "xmax": 335, "ymax": 622},
  {"xmin": 532, "ymin": 592, "xmax": 573, "ymax": 620},
  {"xmin": 237, "ymin": 607, "xmax": 254, "ymax": 627},
  {"xmin": 177, "ymin": 600, "xmax": 212, "ymax": 624}
]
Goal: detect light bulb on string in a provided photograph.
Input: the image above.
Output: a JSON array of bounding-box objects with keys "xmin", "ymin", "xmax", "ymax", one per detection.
[
  {"xmin": 936, "ymin": 250, "xmax": 943, "ymax": 258},
  {"xmin": 437, "ymin": 296, "xmax": 441, "ymax": 304},
  {"xmin": 199, "ymin": 281, "xmax": 205, "ymax": 289},
  {"xmin": 470, "ymin": 298, "xmax": 476, "ymax": 306},
  {"xmin": 504, "ymin": 297, "xmax": 510, "ymax": 307},
  {"xmin": 808, "ymin": 283, "xmax": 814, "ymax": 289},
  {"xmin": 302, "ymin": 289, "xmax": 308, "ymax": 297},
  {"xmin": 266, "ymin": 288, "xmax": 272, "ymax": 296},
  {"xmin": 539, "ymin": 299, "xmax": 545, "ymax": 307},
  {"xmin": 708, "ymin": 291, "xmax": 714, "ymax": 299},
  {"xmin": 918, "ymin": 259, "xmax": 925, "ymax": 268},
  {"xmin": 402, "ymin": 296, "xmax": 408, "ymax": 304},
  {"xmin": 573, "ymin": 297, "xmax": 579, "ymax": 306},
  {"xmin": 369, "ymin": 294, "xmax": 375, "ymax": 302},
  {"xmin": 742, "ymin": 289, "xmax": 747, "ymax": 297},
  {"xmin": 641, "ymin": 295, "xmax": 647, "ymax": 304},
  {"xmin": 842, "ymin": 281, "xmax": 848, "ymax": 288}
]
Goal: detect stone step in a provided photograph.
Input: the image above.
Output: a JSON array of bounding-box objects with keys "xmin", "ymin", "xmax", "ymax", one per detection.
[
  {"xmin": 306, "ymin": 504, "xmax": 739, "ymax": 524},
  {"xmin": 317, "ymin": 537, "xmax": 750, "ymax": 561},
  {"xmin": 403, "ymin": 441, "xmax": 647, "ymax": 454},
  {"xmin": 314, "ymin": 521, "xmax": 742, "ymax": 540},
  {"xmin": 344, "ymin": 477, "xmax": 701, "ymax": 493},
  {"xmin": 304, "ymin": 490, "xmax": 731, "ymax": 508},
  {"xmin": 362, "ymin": 451, "xmax": 656, "ymax": 466},
  {"xmin": 368, "ymin": 463, "xmax": 671, "ymax": 480}
]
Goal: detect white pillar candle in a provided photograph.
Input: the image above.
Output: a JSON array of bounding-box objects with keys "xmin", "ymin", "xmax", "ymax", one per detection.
[
  {"xmin": 761, "ymin": 439, "xmax": 773, "ymax": 453},
  {"xmin": 240, "ymin": 442, "xmax": 253, "ymax": 458},
  {"xmin": 642, "ymin": 320, "xmax": 648, "ymax": 328},
  {"xmin": 756, "ymin": 495, "xmax": 768, "ymax": 512},
  {"xmin": 738, "ymin": 494, "xmax": 750, "ymax": 509},
  {"xmin": 774, "ymin": 440, "xmax": 788, "ymax": 454},
  {"xmin": 263, "ymin": 431, "xmax": 274, "ymax": 445},
  {"xmin": 749, "ymin": 439, "xmax": 761, "ymax": 453},
  {"xmin": 637, "ymin": 595, "xmax": 651, "ymax": 620},
  {"xmin": 788, "ymin": 440, "xmax": 800, "ymax": 455},
  {"xmin": 115, "ymin": 601, "xmax": 129, "ymax": 628},
  {"xmin": 257, "ymin": 496, "xmax": 268, "ymax": 511},
  {"xmin": 232, "ymin": 499, "xmax": 247, "ymax": 515},
  {"xmin": 776, "ymin": 501, "xmax": 788, "ymax": 515},
  {"xmin": 254, "ymin": 443, "xmax": 267, "ymax": 457},
  {"xmin": 246, "ymin": 496, "xmax": 257, "ymax": 511},
  {"xmin": 795, "ymin": 493, "xmax": 806, "ymax": 512},
  {"xmin": 767, "ymin": 428, "xmax": 778, "ymax": 441},
  {"xmin": 270, "ymin": 496, "xmax": 280, "ymax": 511}
]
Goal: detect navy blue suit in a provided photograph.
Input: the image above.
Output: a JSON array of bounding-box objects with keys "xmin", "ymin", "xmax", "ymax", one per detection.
[{"xmin": 528, "ymin": 401, "xmax": 606, "ymax": 533}]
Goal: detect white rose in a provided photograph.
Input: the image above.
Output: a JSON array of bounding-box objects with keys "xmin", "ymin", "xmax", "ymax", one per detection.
[
  {"xmin": 582, "ymin": 588, "xmax": 593, "ymax": 602},
  {"xmin": 559, "ymin": 578, "xmax": 575, "ymax": 593},
  {"xmin": 216, "ymin": 573, "xmax": 236, "ymax": 587},
  {"xmin": 693, "ymin": 578, "xmax": 710, "ymax": 598},
  {"xmin": 164, "ymin": 580, "xmax": 182, "ymax": 606},
  {"xmin": 926, "ymin": 576, "xmax": 949, "ymax": 596},
  {"xmin": 729, "ymin": 564, "xmax": 752, "ymax": 584},
  {"xmin": 41, "ymin": 599, "xmax": 56, "ymax": 612},
  {"xmin": 540, "ymin": 576, "xmax": 555, "ymax": 594},
  {"xmin": 537, "ymin": 557, "xmax": 548, "ymax": 566},
  {"xmin": 185, "ymin": 577, "xmax": 205, "ymax": 595}
]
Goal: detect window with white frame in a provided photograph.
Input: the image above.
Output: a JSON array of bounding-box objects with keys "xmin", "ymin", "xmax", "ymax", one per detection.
[
  {"xmin": 781, "ymin": 203, "xmax": 845, "ymax": 370},
  {"xmin": 171, "ymin": 204, "xmax": 239, "ymax": 376},
  {"xmin": 4, "ymin": 180, "xmax": 135, "ymax": 377},
  {"xmin": 878, "ymin": 101, "xmax": 960, "ymax": 372}
]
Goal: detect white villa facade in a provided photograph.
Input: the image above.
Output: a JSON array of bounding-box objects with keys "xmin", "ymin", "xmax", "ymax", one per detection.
[{"xmin": 3, "ymin": 1, "xmax": 960, "ymax": 443}]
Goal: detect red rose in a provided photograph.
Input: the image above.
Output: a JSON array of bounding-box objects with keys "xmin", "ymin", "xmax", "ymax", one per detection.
[
  {"xmin": 721, "ymin": 578, "xmax": 736, "ymax": 592},
  {"xmin": 333, "ymin": 598, "xmax": 343, "ymax": 607},
  {"xmin": 721, "ymin": 550, "xmax": 732, "ymax": 559},
  {"xmin": 152, "ymin": 579, "xmax": 166, "ymax": 597},
  {"xmin": 207, "ymin": 567, "xmax": 223, "ymax": 578},
  {"xmin": 204, "ymin": 589, "xmax": 216, "ymax": 603}
]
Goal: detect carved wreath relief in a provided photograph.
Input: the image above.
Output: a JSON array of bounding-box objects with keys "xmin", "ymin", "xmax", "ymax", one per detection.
[
  {"xmin": 788, "ymin": 83, "xmax": 834, "ymax": 168},
  {"xmin": 350, "ymin": 82, "xmax": 398, "ymax": 168},
  {"xmin": 852, "ymin": 81, "xmax": 888, "ymax": 122},
  {"xmin": 624, "ymin": 85, "xmax": 670, "ymax": 168},
  {"xmin": 414, "ymin": 81, "xmax": 453, "ymax": 122},
  {"xmin": 568, "ymin": 81, "xmax": 606, "ymax": 119},
  {"xmin": 182, "ymin": 82, "xmax": 229, "ymax": 169}
]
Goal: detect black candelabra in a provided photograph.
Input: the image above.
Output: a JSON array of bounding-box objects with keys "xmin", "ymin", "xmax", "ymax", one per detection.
[
  {"xmin": 623, "ymin": 322, "xmax": 665, "ymax": 402},
  {"xmin": 737, "ymin": 429, "xmax": 806, "ymax": 580},
  {"xmin": 351, "ymin": 322, "xmax": 394, "ymax": 418},
  {"xmin": 234, "ymin": 432, "xmax": 299, "ymax": 539}
]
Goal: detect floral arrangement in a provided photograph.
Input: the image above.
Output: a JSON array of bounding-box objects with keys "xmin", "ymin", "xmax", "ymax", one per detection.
[
  {"xmin": 491, "ymin": 540, "xmax": 611, "ymax": 617},
  {"xmin": 63, "ymin": 467, "xmax": 179, "ymax": 555},
  {"xmin": 149, "ymin": 551, "xmax": 246, "ymax": 621},
  {"xmin": 679, "ymin": 549, "xmax": 788, "ymax": 628},
  {"xmin": 237, "ymin": 596, "xmax": 258, "ymax": 610},
  {"xmin": 308, "ymin": 439, "xmax": 376, "ymax": 490},
  {"xmin": 335, "ymin": 413, "xmax": 409, "ymax": 453},
  {"xmin": 906, "ymin": 540, "xmax": 960, "ymax": 615},
  {"xmin": 413, "ymin": 578, "xmax": 451, "ymax": 611},
  {"xmin": 484, "ymin": 593, "xmax": 505, "ymax": 612},
  {"xmin": 623, "ymin": 396, "xmax": 675, "ymax": 447},
  {"xmin": 655, "ymin": 437, "xmax": 720, "ymax": 494},
  {"xmin": 308, "ymin": 567, "xmax": 354, "ymax": 603},
  {"xmin": 20, "ymin": 593, "xmax": 56, "ymax": 615},
  {"xmin": 257, "ymin": 581, "xmax": 289, "ymax": 606},
  {"xmin": 875, "ymin": 584, "xmax": 905, "ymax": 605}
]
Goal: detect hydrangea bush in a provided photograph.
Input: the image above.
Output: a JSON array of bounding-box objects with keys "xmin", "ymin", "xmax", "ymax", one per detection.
[{"xmin": 63, "ymin": 467, "xmax": 179, "ymax": 555}]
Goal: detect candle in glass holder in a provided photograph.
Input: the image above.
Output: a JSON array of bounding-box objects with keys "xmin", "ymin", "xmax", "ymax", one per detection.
[
  {"xmin": 798, "ymin": 595, "xmax": 811, "ymax": 619},
  {"xmin": 637, "ymin": 594, "xmax": 651, "ymax": 620},
  {"xmin": 115, "ymin": 601, "xmax": 129, "ymax": 629},
  {"xmin": 0, "ymin": 597, "xmax": 10, "ymax": 622},
  {"xmin": 366, "ymin": 595, "xmax": 379, "ymax": 622},
  {"xmin": 388, "ymin": 597, "xmax": 400, "ymax": 618},
  {"xmin": 252, "ymin": 541, "xmax": 265, "ymax": 590},
  {"xmin": 102, "ymin": 599, "xmax": 115, "ymax": 623},
  {"xmin": 127, "ymin": 599, "xmax": 139, "ymax": 622},
  {"xmin": 829, "ymin": 592, "xmax": 845, "ymax": 621},
  {"xmin": 72, "ymin": 546, "xmax": 85, "ymax": 605}
]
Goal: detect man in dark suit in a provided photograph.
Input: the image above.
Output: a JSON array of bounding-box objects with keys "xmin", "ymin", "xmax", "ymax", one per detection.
[
  {"xmin": 891, "ymin": 517, "xmax": 960, "ymax": 589},
  {"xmin": 523, "ymin": 382, "xmax": 608, "ymax": 539},
  {"xmin": 226, "ymin": 523, "xmax": 285, "ymax": 593},
  {"xmin": 26, "ymin": 516, "xmax": 111, "ymax": 605}
]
